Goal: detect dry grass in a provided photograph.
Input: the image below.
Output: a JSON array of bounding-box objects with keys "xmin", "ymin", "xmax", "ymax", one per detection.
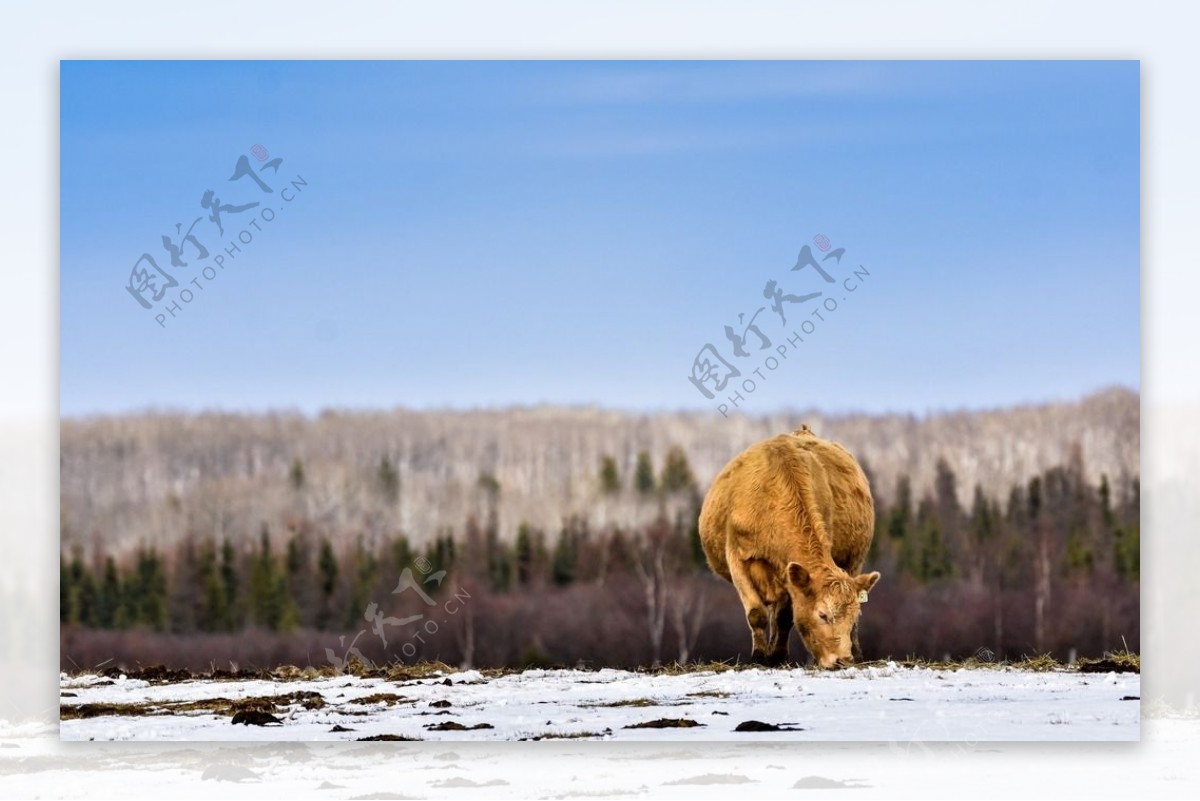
[
  {"xmin": 532, "ymin": 730, "xmax": 612, "ymax": 740},
  {"xmin": 59, "ymin": 702, "xmax": 158, "ymax": 720},
  {"xmin": 1077, "ymin": 649, "xmax": 1140, "ymax": 673},
  {"xmin": 61, "ymin": 652, "xmax": 1141, "ymax": 695},
  {"xmin": 848, "ymin": 653, "xmax": 1064, "ymax": 673},
  {"xmin": 61, "ymin": 689, "xmax": 329, "ymax": 720},
  {"xmin": 1011, "ymin": 653, "xmax": 1063, "ymax": 672},
  {"xmin": 356, "ymin": 733, "xmax": 422, "ymax": 741},
  {"xmin": 581, "ymin": 698, "xmax": 662, "ymax": 708},
  {"xmin": 641, "ymin": 660, "xmax": 749, "ymax": 675},
  {"xmin": 623, "ymin": 718, "xmax": 703, "ymax": 729},
  {"xmin": 350, "ymin": 692, "xmax": 410, "ymax": 706}
]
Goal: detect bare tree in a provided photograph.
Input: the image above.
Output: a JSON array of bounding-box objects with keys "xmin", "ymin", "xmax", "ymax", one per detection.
[
  {"xmin": 61, "ymin": 389, "xmax": 1139, "ymax": 558},
  {"xmin": 668, "ymin": 575, "xmax": 711, "ymax": 664},
  {"xmin": 632, "ymin": 526, "xmax": 670, "ymax": 666},
  {"xmin": 454, "ymin": 582, "xmax": 477, "ymax": 669}
]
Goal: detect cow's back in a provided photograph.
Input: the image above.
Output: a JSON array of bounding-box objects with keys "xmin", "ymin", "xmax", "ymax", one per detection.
[
  {"xmin": 699, "ymin": 430, "xmax": 875, "ymax": 580},
  {"xmin": 789, "ymin": 432, "xmax": 875, "ymax": 572}
]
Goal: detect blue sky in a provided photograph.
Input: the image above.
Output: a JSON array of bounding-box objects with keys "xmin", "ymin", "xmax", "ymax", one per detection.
[{"xmin": 60, "ymin": 61, "xmax": 1139, "ymax": 418}]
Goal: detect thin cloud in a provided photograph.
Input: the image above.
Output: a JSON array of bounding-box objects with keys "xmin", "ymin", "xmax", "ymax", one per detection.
[
  {"xmin": 531, "ymin": 112, "xmax": 964, "ymax": 158},
  {"xmin": 530, "ymin": 62, "xmax": 903, "ymax": 106},
  {"xmin": 542, "ymin": 127, "xmax": 794, "ymax": 157}
]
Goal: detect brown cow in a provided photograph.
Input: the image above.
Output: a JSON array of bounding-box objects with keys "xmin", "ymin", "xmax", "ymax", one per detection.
[{"xmin": 699, "ymin": 425, "xmax": 880, "ymax": 669}]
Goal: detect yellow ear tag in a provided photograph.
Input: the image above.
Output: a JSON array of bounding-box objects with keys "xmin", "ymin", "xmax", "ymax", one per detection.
[{"xmin": 857, "ymin": 590, "xmax": 869, "ymax": 603}]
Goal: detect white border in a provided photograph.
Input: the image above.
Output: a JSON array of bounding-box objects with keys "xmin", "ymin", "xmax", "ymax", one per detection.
[{"xmin": 3, "ymin": 2, "xmax": 1198, "ymax": 797}]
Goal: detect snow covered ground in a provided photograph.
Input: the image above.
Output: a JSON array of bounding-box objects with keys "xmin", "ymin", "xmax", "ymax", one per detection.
[{"xmin": 58, "ymin": 663, "xmax": 1139, "ymax": 742}]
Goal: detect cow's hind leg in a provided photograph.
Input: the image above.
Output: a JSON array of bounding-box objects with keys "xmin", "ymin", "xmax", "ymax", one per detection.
[{"xmin": 728, "ymin": 555, "xmax": 773, "ymax": 664}]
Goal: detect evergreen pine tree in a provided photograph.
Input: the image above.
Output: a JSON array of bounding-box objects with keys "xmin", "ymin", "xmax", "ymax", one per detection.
[
  {"xmin": 887, "ymin": 476, "xmax": 912, "ymax": 540},
  {"xmin": 551, "ymin": 526, "xmax": 578, "ymax": 586},
  {"xmin": 634, "ymin": 451, "xmax": 656, "ymax": 495},
  {"xmin": 378, "ymin": 455, "xmax": 400, "ymax": 502},
  {"xmin": 488, "ymin": 538, "xmax": 514, "ymax": 592},
  {"xmin": 133, "ymin": 547, "xmax": 168, "ymax": 630},
  {"xmin": 317, "ymin": 537, "xmax": 339, "ymax": 630},
  {"xmin": 169, "ymin": 538, "xmax": 200, "ymax": 634},
  {"xmin": 250, "ymin": 527, "xmax": 282, "ymax": 629},
  {"xmin": 62, "ymin": 549, "xmax": 98, "ymax": 627},
  {"xmin": 515, "ymin": 522, "xmax": 535, "ymax": 585},
  {"xmin": 346, "ymin": 538, "xmax": 378, "ymax": 629},
  {"xmin": 219, "ymin": 538, "xmax": 240, "ymax": 630},
  {"xmin": 198, "ymin": 540, "xmax": 227, "ymax": 633},
  {"xmin": 97, "ymin": 555, "xmax": 122, "ymax": 628},
  {"xmin": 289, "ymin": 457, "xmax": 305, "ymax": 490},
  {"xmin": 599, "ymin": 455, "xmax": 621, "ymax": 494},
  {"xmin": 660, "ymin": 446, "xmax": 696, "ymax": 494}
]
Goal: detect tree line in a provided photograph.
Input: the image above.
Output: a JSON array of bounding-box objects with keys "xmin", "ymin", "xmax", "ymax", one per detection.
[
  {"xmin": 61, "ymin": 448, "xmax": 1139, "ymax": 669},
  {"xmin": 60, "ymin": 390, "xmax": 1141, "ymax": 560}
]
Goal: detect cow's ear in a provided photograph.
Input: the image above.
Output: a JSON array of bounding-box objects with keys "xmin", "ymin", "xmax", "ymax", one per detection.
[
  {"xmin": 855, "ymin": 571, "xmax": 881, "ymax": 594},
  {"xmin": 786, "ymin": 562, "xmax": 816, "ymax": 596}
]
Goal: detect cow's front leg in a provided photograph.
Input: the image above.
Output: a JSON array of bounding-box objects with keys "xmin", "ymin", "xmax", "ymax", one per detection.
[
  {"xmin": 765, "ymin": 596, "xmax": 793, "ymax": 666},
  {"xmin": 728, "ymin": 556, "xmax": 772, "ymax": 664},
  {"xmin": 745, "ymin": 606, "xmax": 773, "ymax": 664}
]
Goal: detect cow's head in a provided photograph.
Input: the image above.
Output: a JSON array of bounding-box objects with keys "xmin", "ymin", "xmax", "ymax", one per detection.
[{"xmin": 785, "ymin": 562, "xmax": 881, "ymax": 669}]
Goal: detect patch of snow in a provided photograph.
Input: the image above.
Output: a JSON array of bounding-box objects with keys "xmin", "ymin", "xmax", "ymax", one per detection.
[{"xmin": 57, "ymin": 666, "xmax": 1140, "ymax": 742}]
